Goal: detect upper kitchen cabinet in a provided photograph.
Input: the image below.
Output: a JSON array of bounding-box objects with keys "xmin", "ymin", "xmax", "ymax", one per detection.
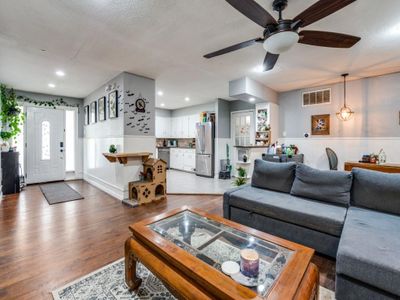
[
  {"xmin": 158, "ymin": 114, "xmax": 198, "ymax": 138},
  {"xmin": 155, "ymin": 116, "xmax": 171, "ymax": 138}
]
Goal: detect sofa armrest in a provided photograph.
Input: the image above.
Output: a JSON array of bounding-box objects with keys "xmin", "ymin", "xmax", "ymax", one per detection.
[{"xmin": 223, "ymin": 184, "xmax": 250, "ymax": 219}]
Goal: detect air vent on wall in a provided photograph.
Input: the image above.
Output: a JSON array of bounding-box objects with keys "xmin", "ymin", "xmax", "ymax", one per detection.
[{"xmin": 302, "ymin": 88, "xmax": 331, "ymax": 107}]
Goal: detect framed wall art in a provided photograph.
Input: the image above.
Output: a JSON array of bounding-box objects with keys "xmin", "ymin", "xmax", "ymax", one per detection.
[
  {"xmin": 108, "ymin": 90, "xmax": 118, "ymax": 119},
  {"xmin": 311, "ymin": 114, "xmax": 330, "ymax": 135},
  {"xmin": 90, "ymin": 101, "xmax": 97, "ymax": 124},
  {"xmin": 98, "ymin": 96, "xmax": 106, "ymax": 121},
  {"xmin": 84, "ymin": 105, "xmax": 89, "ymax": 125}
]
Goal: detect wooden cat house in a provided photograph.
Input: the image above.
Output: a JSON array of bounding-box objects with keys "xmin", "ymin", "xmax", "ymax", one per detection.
[{"xmin": 128, "ymin": 158, "xmax": 167, "ymax": 205}]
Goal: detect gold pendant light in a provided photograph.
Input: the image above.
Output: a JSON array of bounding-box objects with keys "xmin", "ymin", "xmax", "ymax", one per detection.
[{"xmin": 336, "ymin": 73, "xmax": 354, "ymax": 121}]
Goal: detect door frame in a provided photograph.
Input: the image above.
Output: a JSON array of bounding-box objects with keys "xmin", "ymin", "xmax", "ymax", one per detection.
[{"xmin": 23, "ymin": 103, "xmax": 79, "ymax": 181}]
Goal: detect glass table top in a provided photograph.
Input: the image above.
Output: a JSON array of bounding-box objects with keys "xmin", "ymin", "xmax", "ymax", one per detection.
[{"xmin": 148, "ymin": 210, "xmax": 293, "ymax": 297}]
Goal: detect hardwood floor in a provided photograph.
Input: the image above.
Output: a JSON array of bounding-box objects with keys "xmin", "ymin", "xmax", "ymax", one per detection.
[{"xmin": 0, "ymin": 180, "xmax": 335, "ymax": 299}]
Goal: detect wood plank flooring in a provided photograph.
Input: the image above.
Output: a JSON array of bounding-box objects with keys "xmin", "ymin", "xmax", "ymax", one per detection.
[{"xmin": 0, "ymin": 180, "xmax": 335, "ymax": 299}]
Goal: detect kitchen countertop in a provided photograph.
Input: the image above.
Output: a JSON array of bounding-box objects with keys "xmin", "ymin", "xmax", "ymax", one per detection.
[
  {"xmin": 156, "ymin": 146, "xmax": 196, "ymax": 149},
  {"xmin": 234, "ymin": 145, "xmax": 269, "ymax": 148}
]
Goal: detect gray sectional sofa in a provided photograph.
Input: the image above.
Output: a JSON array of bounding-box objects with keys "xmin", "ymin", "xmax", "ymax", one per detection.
[{"xmin": 223, "ymin": 159, "xmax": 400, "ymax": 300}]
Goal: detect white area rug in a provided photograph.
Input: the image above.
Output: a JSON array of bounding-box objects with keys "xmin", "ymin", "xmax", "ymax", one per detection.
[{"xmin": 52, "ymin": 258, "xmax": 335, "ymax": 299}]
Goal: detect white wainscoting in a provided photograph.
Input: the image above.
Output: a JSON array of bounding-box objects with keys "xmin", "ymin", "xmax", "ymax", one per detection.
[
  {"xmin": 83, "ymin": 136, "xmax": 156, "ymax": 200},
  {"xmin": 279, "ymin": 137, "xmax": 400, "ymax": 170}
]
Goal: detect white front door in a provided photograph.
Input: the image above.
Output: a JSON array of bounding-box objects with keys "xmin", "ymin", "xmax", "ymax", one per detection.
[
  {"xmin": 26, "ymin": 107, "xmax": 65, "ymax": 184},
  {"xmin": 231, "ymin": 110, "xmax": 255, "ymax": 146}
]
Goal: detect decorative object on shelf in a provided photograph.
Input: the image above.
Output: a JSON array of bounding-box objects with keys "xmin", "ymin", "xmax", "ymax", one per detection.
[
  {"xmin": 240, "ymin": 248, "xmax": 260, "ymax": 278},
  {"xmin": 84, "ymin": 105, "xmax": 89, "ymax": 125},
  {"xmin": 109, "ymin": 144, "xmax": 117, "ymax": 153},
  {"xmin": 369, "ymin": 153, "xmax": 378, "ymax": 164},
  {"xmin": 90, "ymin": 101, "xmax": 97, "ymax": 124},
  {"xmin": 378, "ymin": 149, "xmax": 387, "ymax": 164},
  {"xmin": 336, "ymin": 73, "xmax": 354, "ymax": 121},
  {"xmin": 98, "ymin": 96, "xmax": 106, "ymax": 121},
  {"xmin": 0, "ymin": 84, "xmax": 25, "ymax": 146},
  {"xmin": 128, "ymin": 158, "xmax": 167, "ymax": 206},
  {"xmin": 108, "ymin": 90, "xmax": 118, "ymax": 118},
  {"xmin": 234, "ymin": 167, "xmax": 247, "ymax": 186},
  {"xmin": 311, "ymin": 114, "xmax": 330, "ymax": 135},
  {"xmin": 242, "ymin": 154, "xmax": 248, "ymax": 163}
]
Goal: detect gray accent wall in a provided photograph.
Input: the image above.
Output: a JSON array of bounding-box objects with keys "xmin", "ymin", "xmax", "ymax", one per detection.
[
  {"xmin": 279, "ymin": 72, "xmax": 400, "ymax": 138},
  {"xmin": 171, "ymin": 101, "xmax": 216, "ymax": 117},
  {"xmin": 217, "ymin": 99, "xmax": 230, "ymax": 139},
  {"xmin": 156, "ymin": 108, "xmax": 171, "ymax": 118},
  {"xmin": 16, "ymin": 90, "xmax": 84, "ymax": 137},
  {"xmin": 123, "ymin": 73, "xmax": 155, "ymax": 136}
]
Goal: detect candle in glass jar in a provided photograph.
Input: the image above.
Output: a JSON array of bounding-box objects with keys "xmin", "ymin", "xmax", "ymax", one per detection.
[{"xmin": 240, "ymin": 249, "xmax": 259, "ymax": 278}]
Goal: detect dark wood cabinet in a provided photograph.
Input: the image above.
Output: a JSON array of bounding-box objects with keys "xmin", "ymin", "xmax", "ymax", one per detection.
[{"xmin": 1, "ymin": 152, "xmax": 20, "ymax": 195}]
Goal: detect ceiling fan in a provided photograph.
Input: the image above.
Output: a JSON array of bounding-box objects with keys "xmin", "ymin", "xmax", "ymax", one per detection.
[{"xmin": 204, "ymin": 0, "xmax": 361, "ymax": 71}]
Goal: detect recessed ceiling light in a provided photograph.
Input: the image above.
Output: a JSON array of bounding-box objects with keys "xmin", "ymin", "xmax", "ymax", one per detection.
[
  {"xmin": 252, "ymin": 65, "xmax": 264, "ymax": 73},
  {"xmin": 55, "ymin": 70, "xmax": 65, "ymax": 77},
  {"xmin": 157, "ymin": 91, "xmax": 164, "ymax": 96},
  {"xmin": 48, "ymin": 83, "xmax": 56, "ymax": 88},
  {"xmin": 185, "ymin": 97, "xmax": 190, "ymax": 102},
  {"xmin": 249, "ymin": 97, "xmax": 255, "ymax": 102},
  {"xmin": 388, "ymin": 23, "xmax": 400, "ymax": 36},
  {"xmin": 160, "ymin": 103, "xmax": 165, "ymax": 107}
]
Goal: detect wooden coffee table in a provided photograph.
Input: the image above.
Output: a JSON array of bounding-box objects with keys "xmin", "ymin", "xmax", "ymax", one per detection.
[{"xmin": 125, "ymin": 207, "xmax": 318, "ymax": 299}]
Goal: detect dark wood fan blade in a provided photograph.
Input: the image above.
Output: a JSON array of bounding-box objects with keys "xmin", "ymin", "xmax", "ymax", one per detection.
[
  {"xmin": 263, "ymin": 52, "xmax": 279, "ymax": 71},
  {"xmin": 294, "ymin": 0, "xmax": 356, "ymax": 28},
  {"xmin": 226, "ymin": 0, "xmax": 277, "ymax": 28},
  {"xmin": 204, "ymin": 38, "xmax": 261, "ymax": 59},
  {"xmin": 299, "ymin": 30, "xmax": 361, "ymax": 48}
]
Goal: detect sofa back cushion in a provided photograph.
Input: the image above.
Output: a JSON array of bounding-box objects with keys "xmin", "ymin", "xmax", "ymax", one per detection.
[
  {"xmin": 351, "ymin": 168, "xmax": 400, "ymax": 215},
  {"xmin": 290, "ymin": 164, "xmax": 352, "ymax": 207},
  {"xmin": 251, "ymin": 159, "xmax": 296, "ymax": 193}
]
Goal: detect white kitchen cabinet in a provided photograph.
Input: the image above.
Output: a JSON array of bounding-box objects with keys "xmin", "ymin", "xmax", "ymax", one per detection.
[
  {"xmin": 155, "ymin": 116, "xmax": 171, "ymax": 138},
  {"xmin": 170, "ymin": 148, "xmax": 195, "ymax": 172},
  {"xmin": 183, "ymin": 149, "xmax": 196, "ymax": 171},
  {"xmin": 170, "ymin": 117, "xmax": 179, "ymax": 137},
  {"xmin": 188, "ymin": 114, "xmax": 198, "ymax": 138}
]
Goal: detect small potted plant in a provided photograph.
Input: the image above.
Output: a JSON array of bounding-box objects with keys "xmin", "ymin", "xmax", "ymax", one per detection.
[
  {"xmin": 109, "ymin": 144, "xmax": 117, "ymax": 153},
  {"xmin": 234, "ymin": 167, "xmax": 248, "ymax": 186}
]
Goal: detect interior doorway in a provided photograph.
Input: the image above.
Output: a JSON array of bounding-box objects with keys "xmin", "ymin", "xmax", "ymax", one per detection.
[{"xmin": 25, "ymin": 107, "xmax": 65, "ymax": 184}]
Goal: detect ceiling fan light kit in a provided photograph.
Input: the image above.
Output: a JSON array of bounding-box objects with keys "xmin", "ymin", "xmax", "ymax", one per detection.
[
  {"xmin": 204, "ymin": 0, "xmax": 360, "ymax": 71},
  {"xmin": 336, "ymin": 73, "xmax": 354, "ymax": 121},
  {"xmin": 263, "ymin": 31, "xmax": 299, "ymax": 54}
]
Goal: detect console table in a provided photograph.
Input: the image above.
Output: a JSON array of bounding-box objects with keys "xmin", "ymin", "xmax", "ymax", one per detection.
[{"xmin": 344, "ymin": 162, "xmax": 400, "ymax": 173}]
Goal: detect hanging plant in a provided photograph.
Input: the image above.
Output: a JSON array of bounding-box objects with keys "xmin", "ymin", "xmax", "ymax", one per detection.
[
  {"xmin": 0, "ymin": 84, "xmax": 25, "ymax": 142},
  {"xmin": 16, "ymin": 95, "xmax": 79, "ymax": 109}
]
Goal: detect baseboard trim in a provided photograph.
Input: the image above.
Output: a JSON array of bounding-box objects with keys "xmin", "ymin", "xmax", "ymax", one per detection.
[{"xmin": 83, "ymin": 173, "xmax": 125, "ymax": 200}]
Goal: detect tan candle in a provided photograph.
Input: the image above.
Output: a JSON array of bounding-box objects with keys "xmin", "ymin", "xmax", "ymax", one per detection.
[{"xmin": 240, "ymin": 249, "xmax": 259, "ymax": 277}]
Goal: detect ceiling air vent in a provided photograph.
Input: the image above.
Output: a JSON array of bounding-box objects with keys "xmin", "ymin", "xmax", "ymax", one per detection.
[{"xmin": 302, "ymin": 88, "xmax": 331, "ymax": 107}]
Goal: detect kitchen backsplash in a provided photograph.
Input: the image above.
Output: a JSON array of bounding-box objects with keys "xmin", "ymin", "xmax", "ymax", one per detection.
[{"xmin": 156, "ymin": 138, "xmax": 196, "ymax": 148}]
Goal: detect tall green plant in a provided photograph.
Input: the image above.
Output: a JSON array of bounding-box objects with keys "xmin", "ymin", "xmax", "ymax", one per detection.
[{"xmin": 0, "ymin": 84, "xmax": 25, "ymax": 141}]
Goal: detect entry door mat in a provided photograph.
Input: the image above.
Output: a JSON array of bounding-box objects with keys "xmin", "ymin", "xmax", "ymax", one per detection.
[
  {"xmin": 51, "ymin": 258, "xmax": 335, "ymax": 300},
  {"xmin": 40, "ymin": 182, "xmax": 84, "ymax": 205}
]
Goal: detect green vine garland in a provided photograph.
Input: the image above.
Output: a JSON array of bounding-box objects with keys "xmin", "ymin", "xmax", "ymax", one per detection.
[{"xmin": 16, "ymin": 95, "xmax": 79, "ymax": 109}]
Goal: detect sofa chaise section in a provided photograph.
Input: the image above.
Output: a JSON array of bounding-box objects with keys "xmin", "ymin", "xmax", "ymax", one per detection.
[{"xmin": 223, "ymin": 160, "xmax": 352, "ymax": 258}]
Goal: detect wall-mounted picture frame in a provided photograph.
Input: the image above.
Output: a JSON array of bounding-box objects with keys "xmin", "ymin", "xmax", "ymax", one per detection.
[
  {"xmin": 98, "ymin": 96, "xmax": 106, "ymax": 121},
  {"xmin": 90, "ymin": 101, "xmax": 97, "ymax": 124},
  {"xmin": 84, "ymin": 105, "xmax": 89, "ymax": 125},
  {"xmin": 108, "ymin": 90, "xmax": 118, "ymax": 119},
  {"xmin": 311, "ymin": 114, "xmax": 330, "ymax": 135}
]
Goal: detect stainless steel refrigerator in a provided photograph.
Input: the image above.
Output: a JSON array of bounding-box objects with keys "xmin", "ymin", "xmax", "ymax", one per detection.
[{"xmin": 195, "ymin": 122, "xmax": 214, "ymax": 177}]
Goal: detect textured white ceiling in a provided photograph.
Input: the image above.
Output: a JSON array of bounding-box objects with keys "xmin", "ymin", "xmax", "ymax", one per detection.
[{"xmin": 1, "ymin": 0, "xmax": 400, "ymax": 109}]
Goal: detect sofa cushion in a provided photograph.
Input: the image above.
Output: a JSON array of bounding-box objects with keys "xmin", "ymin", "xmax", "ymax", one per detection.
[
  {"xmin": 228, "ymin": 185, "xmax": 347, "ymax": 237},
  {"xmin": 290, "ymin": 164, "xmax": 352, "ymax": 207},
  {"xmin": 337, "ymin": 207, "xmax": 400, "ymax": 296},
  {"xmin": 251, "ymin": 159, "xmax": 296, "ymax": 193},
  {"xmin": 351, "ymin": 168, "xmax": 400, "ymax": 216}
]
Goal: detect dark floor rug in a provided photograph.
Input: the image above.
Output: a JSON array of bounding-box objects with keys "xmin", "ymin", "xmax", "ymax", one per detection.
[{"xmin": 40, "ymin": 182, "xmax": 84, "ymax": 205}]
